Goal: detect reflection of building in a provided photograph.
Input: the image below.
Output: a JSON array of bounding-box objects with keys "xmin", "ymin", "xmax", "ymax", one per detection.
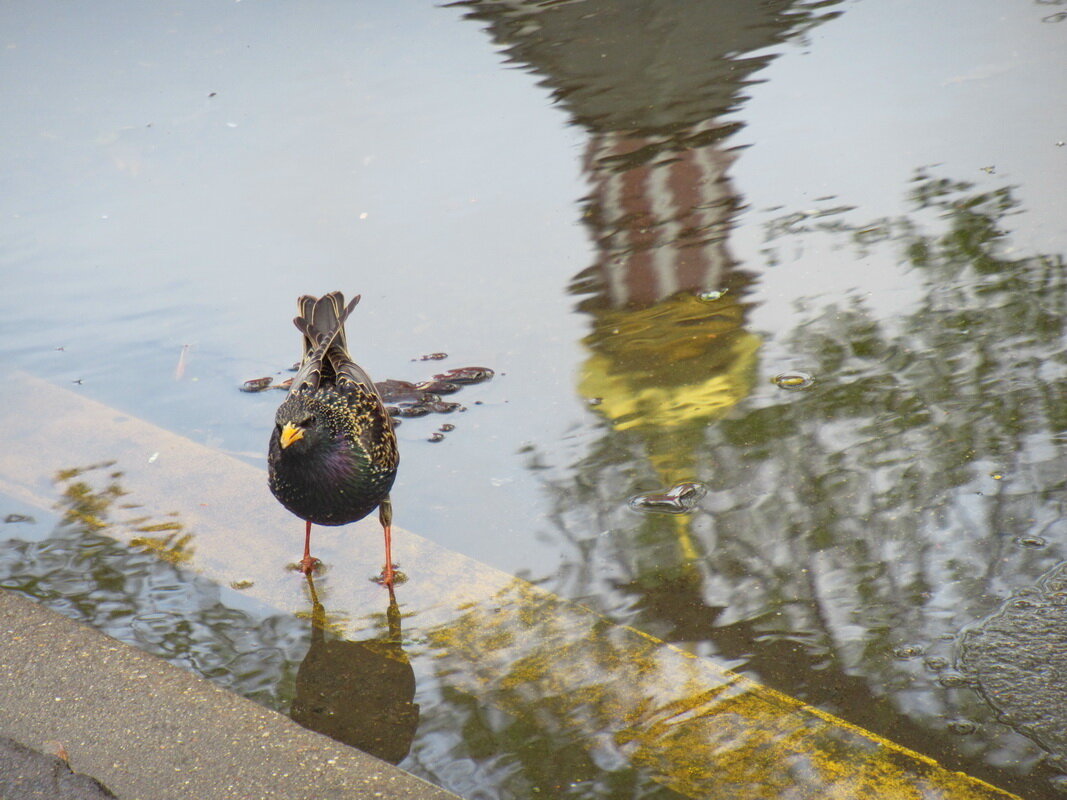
[
  {"xmin": 580, "ymin": 121, "xmax": 742, "ymax": 308},
  {"xmin": 457, "ymin": 0, "xmax": 828, "ymax": 486},
  {"xmin": 455, "ymin": 1, "xmax": 835, "ymax": 582},
  {"xmin": 576, "ymin": 122, "xmax": 761, "ymax": 485},
  {"xmin": 455, "ymin": 0, "xmax": 824, "ymax": 133}
]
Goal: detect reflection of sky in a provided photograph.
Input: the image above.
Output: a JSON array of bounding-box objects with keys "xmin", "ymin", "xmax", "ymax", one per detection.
[{"xmin": 732, "ymin": 0, "xmax": 1067, "ymax": 333}]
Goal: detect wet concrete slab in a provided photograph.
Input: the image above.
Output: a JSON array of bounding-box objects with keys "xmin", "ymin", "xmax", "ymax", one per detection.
[
  {"xmin": 0, "ymin": 374, "xmax": 1022, "ymax": 799},
  {"xmin": 0, "ymin": 589, "xmax": 459, "ymax": 800}
]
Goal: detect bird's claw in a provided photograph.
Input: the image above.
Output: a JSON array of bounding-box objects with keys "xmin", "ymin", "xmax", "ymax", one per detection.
[
  {"xmin": 292, "ymin": 556, "xmax": 322, "ymax": 575},
  {"xmin": 373, "ymin": 564, "xmax": 406, "ymax": 587}
]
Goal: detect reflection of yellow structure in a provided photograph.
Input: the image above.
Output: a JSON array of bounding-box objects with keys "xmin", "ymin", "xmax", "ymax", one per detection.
[
  {"xmin": 580, "ymin": 293, "xmax": 759, "ymax": 432},
  {"xmin": 54, "ymin": 462, "xmax": 196, "ymax": 565},
  {"xmin": 580, "ymin": 292, "xmax": 759, "ymax": 481},
  {"xmin": 579, "ymin": 292, "xmax": 759, "ymax": 567}
]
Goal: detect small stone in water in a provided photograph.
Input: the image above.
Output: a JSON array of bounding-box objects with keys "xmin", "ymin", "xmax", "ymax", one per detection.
[
  {"xmin": 428, "ymin": 432, "xmax": 445, "ymax": 443},
  {"xmin": 3, "ymin": 514, "xmax": 34, "ymax": 524},
  {"xmin": 697, "ymin": 289, "xmax": 728, "ymax": 301},
  {"xmin": 241, "ymin": 377, "xmax": 274, "ymax": 392},
  {"xmin": 772, "ymin": 371, "xmax": 814, "ymax": 390},
  {"xmin": 439, "ymin": 423, "xmax": 455, "ymax": 432},
  {"xmin": 416, "ymin": 352, "xmax": 449, "ymax": 361},
  {"xmin": 230, "ymin": 579, "xmax": 254, "ymax": 590},
  {"xmin": 629, "ymin": 482, "xmax": 707, "ymax": 515},
  {"xmin": 1015, "ymin": 535, "xmax": 1047, "ymax": 548}
]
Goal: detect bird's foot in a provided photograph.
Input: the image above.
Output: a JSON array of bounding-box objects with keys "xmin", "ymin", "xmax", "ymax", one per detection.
[
  {"xmin": 373, "ymin": 564, "xmax": 406, "ymax": 587},
  {"xmin": 291, "ymin": 556, "xmax": 322, "ymax": 575}
]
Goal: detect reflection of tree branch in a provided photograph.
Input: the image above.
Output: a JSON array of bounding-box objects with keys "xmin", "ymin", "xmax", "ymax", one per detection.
[
  {"xmin": 534, "ymin": 170, "xmax": 1067, "ymax": 794},
  {"xmin": 3, "ymin": 463, "xmax": 309, "ymax": 711}
]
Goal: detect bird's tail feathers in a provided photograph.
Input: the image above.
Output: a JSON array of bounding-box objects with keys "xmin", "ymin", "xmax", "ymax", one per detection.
[
  {"xmin": 291, "ymin": 292, "xmax": 379, "ymax": 394},
  {"xmin": 294, "ymin": 292, "xmax": 361, "ymax": 360}
]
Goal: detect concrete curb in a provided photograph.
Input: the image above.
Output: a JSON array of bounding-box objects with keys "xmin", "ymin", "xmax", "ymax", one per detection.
[{"xmin": 0, "ymin": 589, "xmax": 460, "ymax": 800}]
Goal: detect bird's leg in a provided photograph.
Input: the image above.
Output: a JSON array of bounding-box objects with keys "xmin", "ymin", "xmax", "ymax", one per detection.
[
  {"xmin": 299, "ymin": 520, "xmax": 320, "ymax": 575},
  {"xmin": 379, "ymin": 495, "xmax": 394, "ymax": 587}
]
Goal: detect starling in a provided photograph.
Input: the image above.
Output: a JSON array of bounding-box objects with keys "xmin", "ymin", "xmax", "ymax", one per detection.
[{"xmin": 268, "ymin": 292, "xmax": 399, "ymax": 584}]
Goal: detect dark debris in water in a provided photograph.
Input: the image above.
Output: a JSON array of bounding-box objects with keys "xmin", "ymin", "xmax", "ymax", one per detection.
[
  {"xmin": 240, "ymin": 377, "xmax": 274, "ymax": 393},
  {"xmin": 3, "ymin": 514, "xmax": 35, "ymax": 524},
  {"xmin": 379, "ymin": 381, "xmax": 463, "ymax": 420},
  {"xmin": 433, "ymin": 366, "xmax": 494, "ymax": 385},
  {"xmin": 243, "ymin": 363, "xmax": 493, "ymax": 431},
  {"xmin": 628, "ymin": 482, "xmax": 707, "ymax": 515},
  {"xmin": 377, "ymin": 367, "xmax": 492, "ymax": 418}
]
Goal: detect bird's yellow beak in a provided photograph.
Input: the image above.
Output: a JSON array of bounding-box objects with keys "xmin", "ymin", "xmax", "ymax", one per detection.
[{"xmin": 279, "ymin": 422, "xmax": 305, "ymax": 449}]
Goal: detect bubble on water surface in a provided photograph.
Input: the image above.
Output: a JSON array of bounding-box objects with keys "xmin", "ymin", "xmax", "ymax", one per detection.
[
  {"xmin": 947, "ymin": 719, "xmax": 977, "ymax": 735},
  {"xmin": 937, "ymin": 670, "xmax": 969, "ymax": 688},
  {"xmin": 893, "ymin": 644, "xmax": 925, "ymax": 660},
  {"xmin": 923, "ymin": 656, "xmax": 949, "ymax": 671},
  {"xmin": 772, "ymin": 371, "xmax": 814, "ymax": 390}
]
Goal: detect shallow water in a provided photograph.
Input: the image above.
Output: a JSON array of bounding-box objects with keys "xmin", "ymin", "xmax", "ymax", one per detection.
[{"xmin": 3, "ymin": 0, "xmax": 1067, "ymax": 797}]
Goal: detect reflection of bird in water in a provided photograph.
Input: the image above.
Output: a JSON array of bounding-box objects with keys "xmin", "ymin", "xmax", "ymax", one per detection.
[
  {"xmin": 289, "ymin": 575, "xmax": 419, "ymax": 764},
  {"xmin": 268, "ymin": 292, "xmax": 399, "ymax": 584}
]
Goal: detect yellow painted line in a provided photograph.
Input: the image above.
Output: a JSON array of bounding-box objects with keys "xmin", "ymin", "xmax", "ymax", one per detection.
[{"xmin": 0, "ymin": 374, "xmax": 1018, "ymax": 800}]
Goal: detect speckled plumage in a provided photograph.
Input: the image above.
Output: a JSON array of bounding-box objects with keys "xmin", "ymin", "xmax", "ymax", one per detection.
[{"xmin": 267, "ymin": 292, "xmax": 398, "ymax": 581}]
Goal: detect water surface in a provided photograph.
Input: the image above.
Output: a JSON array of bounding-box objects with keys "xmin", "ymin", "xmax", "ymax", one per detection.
[{"xmin": 2, "ymin": 0, "xmax": 1066, "ymax": 797}]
